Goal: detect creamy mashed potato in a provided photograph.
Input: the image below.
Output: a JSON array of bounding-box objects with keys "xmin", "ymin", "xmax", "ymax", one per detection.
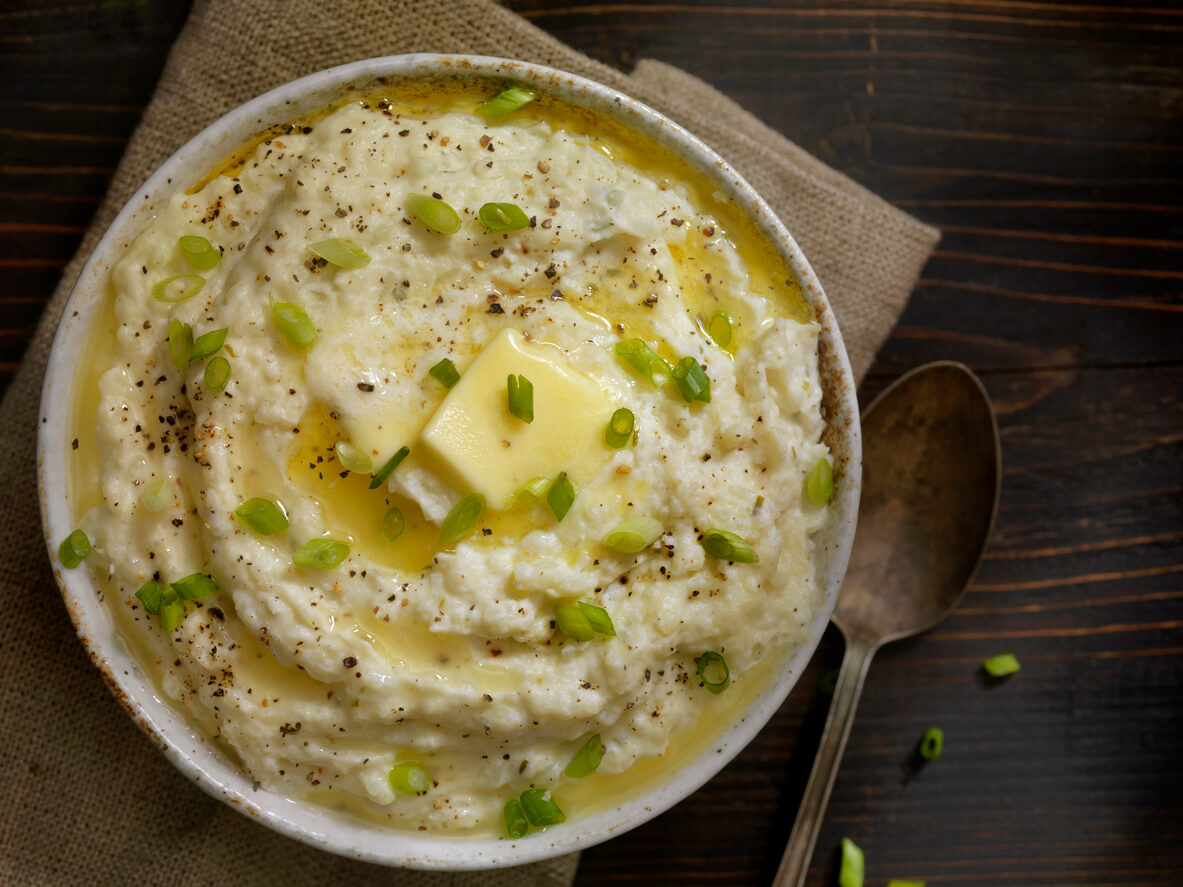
[{"xmin": 69, "ymin": 81, "xmax": 830, "ymax": 834}]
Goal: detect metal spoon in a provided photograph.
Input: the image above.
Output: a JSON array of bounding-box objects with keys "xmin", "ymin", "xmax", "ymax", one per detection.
[{"xmin": 772, "ymin": 361, "xmax": 1001, "ymax": 887}]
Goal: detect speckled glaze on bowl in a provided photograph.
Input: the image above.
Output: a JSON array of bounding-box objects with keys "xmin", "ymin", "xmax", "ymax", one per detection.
[{"xmin": 38, "ymin": 54, "xmax": 861, "ymax": 870}]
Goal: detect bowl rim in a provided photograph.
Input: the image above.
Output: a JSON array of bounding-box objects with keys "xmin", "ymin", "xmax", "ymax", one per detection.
[{"xmin": 38, "ymin": 52, "xmax": 861, "ymax": 870}]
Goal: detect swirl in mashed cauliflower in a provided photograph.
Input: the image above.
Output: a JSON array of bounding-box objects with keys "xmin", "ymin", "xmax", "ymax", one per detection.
[{"xmin": 69, "ymin": 80, "xmax": 830, "ymax": 834}]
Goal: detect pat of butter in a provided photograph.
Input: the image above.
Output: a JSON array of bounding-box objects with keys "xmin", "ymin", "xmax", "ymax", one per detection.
[{"xmin": 420, "ymin": 329, "xmax": 612, "ymax": 510}]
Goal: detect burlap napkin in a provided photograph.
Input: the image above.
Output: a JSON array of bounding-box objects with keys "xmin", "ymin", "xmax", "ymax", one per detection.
[{"xmin": 0, "ymin": 1, "xmax": 938, "ymax": 884}]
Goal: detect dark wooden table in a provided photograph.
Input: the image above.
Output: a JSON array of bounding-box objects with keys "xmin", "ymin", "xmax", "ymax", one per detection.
[{"xmin": 3, "ymin": 2, "xmax": 1180, "ymax": 885}]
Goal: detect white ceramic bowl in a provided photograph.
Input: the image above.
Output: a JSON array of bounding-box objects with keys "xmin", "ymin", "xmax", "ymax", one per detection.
[{"xmin": 38, "ymin": 54, "xmax": 861, "ymax": 869}]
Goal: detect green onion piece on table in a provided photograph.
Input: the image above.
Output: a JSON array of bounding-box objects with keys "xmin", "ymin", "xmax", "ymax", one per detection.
[
  {"xmin": 292, "ymin": 539, "xmax": 350, "ymax": 569},
  {"xmin": 381, "ymin": 506, "xmax": 405, "ymax": 542},
  {"xmin": 439, "ymin": 493, "xmax": 486, "ymax": 546},
  {"xmin": 555, "ymin": 605, "xmax": 595, "ymax": 642},
  {"xmin": 369, "ymin": 446, "xmax": 410, "ymax": 489},
  {"xmin": 919, "ymin": 727, "xmax": 944, "ymax": 761},
  {"xmin": 507, "ymin": 373, "xmax": 534, "ymax": 423},
  {"xmin": 564, "ymin": 734, "xmax": 603, "ymax": 779},
  {"xmin": 603, "ymin": 516, "xmax": 663, "ymax": 554},
  {"xmin": 614, "ymin": 338, "xmax": 670, "ymax": 386},
  {"xmin": 546, "ymin": 471, "xmax": 574, "ymax": 521},
  {"xmin": 699, "ymin": 528, "xmax": 759, "ymax": 564},
  {"xmin": 839, "ymin": 837, "xmax": 865, "ymax": 887},
  {"xmin": 151, "ymin": 274, "xmax": 205, "ymax": 303},
  {"xmin": 478, "ymin": 86, "xmax": 537, "ymax": 117},
  {"xmin": 270, "ymin": 297, "xmax": 318, "ymax": 347},
  {"xmin": 428, "ymin": 357, "xmax": 461, "ymax": 388},
  {"xmin": 983, "ymin": 652, "xmax": 1021, "ymax": 677},
  {"xmin": 334, "ymin": 440, "xmax": 373, "ymax": 475},
  {"xmin": 204, "ymin": 356, "xmax": 231, "ymax": 392},
  {"xmin": 190, "ymin": 327, "xmax": 228, "ymax": 360},
  {"xmin": 135, "ymin": 579, "xmax": 163, "ymax": 615},
  {"xmin": 388, "ymin": 762, "xmax": 430, "ymax": 795},
  {"xmin": 578, "ymin": 601, "xmax": 615, "ymax": 637},
  {"xmin": 141, "ymin": 476, "xmax": 176, "ymax": 513},
  {"xmin": 159, "ymin": 587, "xmax": 185, "ymax": 632},
  {"xmin": 886, "ymin": 881, "xmax": 926, "ymax": 887},
  {"xmin": 406, "ymin": 193, "xmax": 460, "ymax": 234},
  {"xmin": 519, "ymin": 788, "xmax": 565, "ymax": 827},
  {"xmin": 58, "ymin": 529, "xmax": 90, "ymax": 568},
  {"xmin": 308, "ymin": 237, "xmax": 369, "ymax": 268},
  {"xmin": 671, "ymin": 355, "xmax": 711, "ymax": 403},
  {"xmin": 167, "ymin": 318, "xmax": 193, "ymax": 369},
  {"xmin": 695, "ymin": 651, "xmax": 730, "ymax": 694},
  {"xmin": 604, "ymin": 407, "xmax": 634, "ymax": 448},
  {"xmin": 504, "ymin": 798, "xmax": 529, "ymax": 839},
  {"xmin": 806, "ymin": 457, "xmax": 834, "ymax": 507},
  {"xmin": 170, "ymin": 572, "xmax": 218, "ymax": 601},
  {"xmin": 234, "ymin": 498, "xmax": 289, "ymax": 535},
  {"xmin": 707, "ymin": 309, "xmax": 732, "ymax": 348},
  {"xmin": 178, "ymin": 235, "xmax": 220, "ymax": 271},
  {"xmin": 479, "ymin": 202, "xmax": 531, "ymax": 231}
]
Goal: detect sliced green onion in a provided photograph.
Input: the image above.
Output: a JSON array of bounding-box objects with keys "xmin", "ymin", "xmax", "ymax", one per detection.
[
  {"xmin": 381, "ymin": 506, "xmax": 405, "ymax": 542},
  {"xmin": 439, "ymin": 493, "xmax": 486, "ymax": 546},
  {"xmin": 160, "ymin": 587, "xmax": 185, "ymax": 632},
  {"xmin": 919, "ymin": 727, "xmax": 944, "ymax": 761},
  {"xmin": 604, "ymin": 408, "xmax": 634, "ymax": 448},
  {"xmin": 614, "ymin": 338, "xmax": 670, "ymax": 387},
  {"xmin": 672, "ymin": 355, "xmax": 711, "ymax": 403},
  {"xmin": 839, "ymin": 837, "xmax": 865, "ymax": 887},
  {"xmin": 555, "ymin": 605, "xmax": 595, "ymax": 642},
  {"xmin": 369, "ymin": 446, "xmax": 410, "ymax": 489},
  {"xmin": 983, "ymin": 652, "xmax": 1021, "ymax": 677},
  {"xmin": 478, "ymin": 86, "xmax": 537, "ymax": 117},
  {"xmin": 428, "ymin": 357, "xmax": 461, "ymax": 388},
  {"xmin": 406, "ymin": 193, "xmax": 460, "ymax": 235},
  {"xmin": 178, "ymin": 235, "xmax": 220, "ymax": 271},
  {"xmin": 700, "ymin": 528, "xmax": 759, "ymax": 564},
  {"xmin": 564, "ymin": 734, "xmax": 603, "ymax": 779},
  {"xmin": 270, "ymin": 297, "xmax": 318, "ymax": 347},
  {"xmin": 58, "ymin": 529, "xmax": 90, "ymax": 568},
  {"xmin": 817, "ymin": 668, "xmax": 839, "ymax": 697},
  {"xmin": 308, "ymin": 237, "xmax": 370, "ymax": 268},
  {"xmin": 334, "ymin": 440, "xmax": 374, "ymax": 475},
  {"xmin": 234, "ymin": 498, "xmax": 289, "ymax": 535},
  {"xmin": 886, "ymin": 881, "xmax": 926, "ymax": 887},
  {"xmin": 388, "ymin": 762, "xmax": 430, "ymax": 795},
  {"xmin": 707, "ymin": 309, "xmax": 732, "ymax": 348},
  {"xmin": 507, "ymin": 373, "xmax": 534, "ymax": 424},
  {"xmin": 504, "ymin": 798, "xmax": 529, "ymax": 839},
  {"xmin": 141, "ymin": 476, "xmax": 176, "ymax": 513},
  {"xmin": 170, "ymin": 572, "xmax": 218, "ymax": 601},
  {"xmin": 578, "ymin": 601, "xmax": 615, "ymax": 637},
  {"xmin": 167, "ymin": 318, "xmax": 193, "ymax": 369},
  {"xmin": 603, "ymin": 516, "xmax": 663, "ymax": 554},
  {"xmin": 519, "ymin": 788, "xmax": 565, "ymax": 827},
  {"xmin": 204, "ymin": 356, "xmax": 231, "ymax": 392},
  {"xmin": 190, "ymin": 327, "xmax": 228, "ymax": 360},
  {"xmin": 806, "ymin": 457, "xmax": 834, "ymax": 507},
  {"xmin": 151, "ymin": 274, "xmax": 205, "ymax": 303},
  {"xmin": 696, "ymin": 651, "xmax": 730, "ymax": 694},
  {"xmin": 135, "ymin": 579, "xmax": 163, "ymax": 614},
  {"xmin": 546, "ymin": 471, "xmax": 574, "ymax": 521},
  {"xmin": 514, "ymin": 476, "xmax": 550, "ymax": 501},
  {"xmin": 479, "ymin": 202, "xmax": 531, "ymax": 231},
  {"xmin": 292, "ymin": 539, "xmax": 350, "ymax": 569}
]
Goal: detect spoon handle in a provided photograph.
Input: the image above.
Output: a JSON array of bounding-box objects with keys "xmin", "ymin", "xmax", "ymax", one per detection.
[{"xmin": 771, "ymin": 637, "xmax": 877, "ymax": 887}]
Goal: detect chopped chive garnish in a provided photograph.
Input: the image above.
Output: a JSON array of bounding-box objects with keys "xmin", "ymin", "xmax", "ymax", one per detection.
[
  {"xmin": 388, "ymin": 762, "xmax": 430, "ymax": 795},
  {"xmin": 141, "ymin": 476, "xmax": 176, "ymax": 513},
  {"xmin": 381, "ymin": 506, "xmax": 405, "ymax": 542},
  {"xmin": 604, "ymin": 407, "xmax": 634, "ymax": 448},
  {"xmin": 428, "ymin": 358, "xmax": 461, "ymax": 388},
  {"xmin": 58, "ymin": 529, "xmax": 90, "ymax": 568},
  {"xmin": 839, "ymin": 837, "xmax": 865, "ymax": 887},
  {"xmin": 578, "ymin": 601, "xmax": 615, "ymax": 637},
  {"xmin": 308, "ymin": 237, "xmax": 370, "ymax": 268},
  {"xmin": 603, "ymin": 516, "xmax": 663, "ymax": 554},
  {"xmin": 204, "ymin": 355, "xmax": 231, "ymax": 392},
  {"xmin": 178, "ymin": 235, "xmax": 220, "ymax": 271},
  {"xmin": 672, "ymin": 355, "xmax": 711, "ymax": 403},
  {"xmin": 234, "ymin": 498, "xmax": 289, "ymax": 535},
  {"xmin": 160, "ymin": 587, "xmax": 185, "ymax": 632},
  {"xmin": 886, "ymin": 881, "xmax": 926, "ymax": 887},
  {"xmin": 614, "ymin": 338, "xmax": 670, "ymax": 386},
  {"xmin": 170, "ymin": 572, "xmax": 218, "ymax": 601},
  {"xmin": 546, "ymin": 471, "xmax": 574, "ymax": 521},
  {"xmin": 564, "ymin": 734, "xmax": 603, "ymax": 779},
  {"xmin": 190, "ymin": 327, "xmax": 228, "ymax": 360},
  {"xmin": 151, "ymin": 274, "xmax": 205, "ymax": 303},
  {"xmin": 270, "ymin": 297, "xmax": 318, "ymax": 347},
  {"xmin": 478, "ymin": 86, "xmax": 537, "ymax": 117},
  {"xmin": 406, "ymin": 193, "xmax": 460, "ymax": 234},
  {"xmin": 135, "ymin": 579, "xmax": 163, "ymax": 614},
  {"xmin": 707, "ymin": 309, "xmax": 732, "ymax": 348},
  {"xmin": 292, "ymin": 539, "xmax": 350, "ymax": 569},
  {"xmin": 555, "ymin": 604, "xmax": 594, "ymax": 642},
  {"xmin": 695, "ymin": 651, "xmax": 730, "ymax": 694},
  {"xmin": 519, "ymin": 788, "xmax": 565, "ymax": 827},
  {"xmin": 334, "ymin": 440, "xmax": 373, "ymax": 475},
  {"xmin": 369, "ymin": 446, "xmax": 410, "ymax": 489},
  {"xmin": 440, "ymin": 493, "xmax": 486, "ymax": 546},
  {"xmin": 919, "ymin": 727, "xmax": 944, "ymax": 761},
  {"xmin": 700, "ymin": 528, "xmax": 759, "ymax": 563},
  {"xmin": 504, "ymin": 798, "xmax": 529, "ymax": 839},
  {"xmin": 806, "ymin": 457, "xmax": 834, "ymax": 507},
  {"xmin": 983, "ymin": 652, "xmax": 1021, "ymax": 677},
  {"xmin": 514, "ymin": 476, "xmax": 550, "ymax": 500},
  {"xmin": 479, "ymin": 202, "xmax": 531, "ymax": 231},
  {"xmin": 507, "ymin": 373, "xmax": 534, "ymax": 423},
  {"xmin": 817, "ymin": 667, "xmax": 840, "ymax": 697},
  {"xmin": 167, "ymin": 318, "xmax": 193, "ymax": 369}
]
